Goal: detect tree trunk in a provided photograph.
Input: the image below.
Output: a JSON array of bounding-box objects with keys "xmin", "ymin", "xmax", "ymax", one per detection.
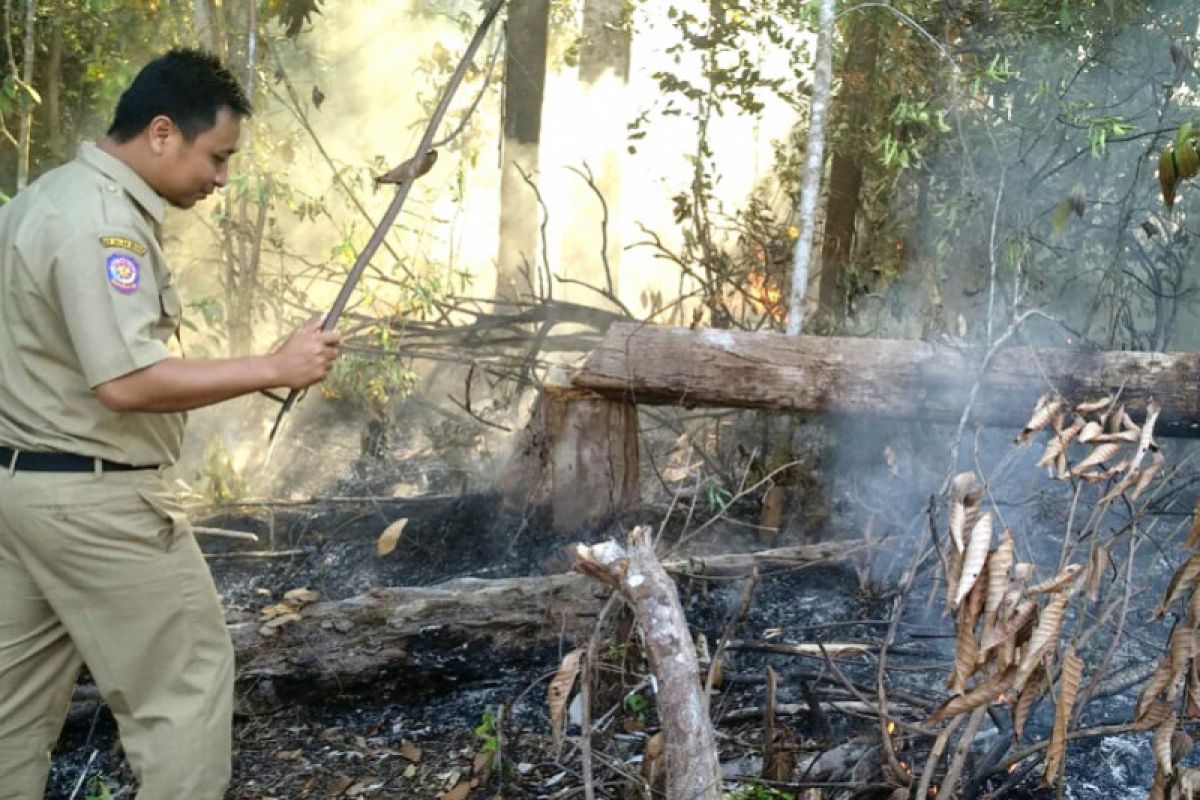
[
  {"xmin": 817, "ymin": 9, "xmax": 883, "ymax": 320},
  {"xmin": 571, "ymin": 322, "xmax": 1200, "ymax": 437},
  {"xmin": 786, "ymin": 0, "xmax": 834, "ymax": 335},
  {"xmin": 554, "ymin": 0, "xmax": 631, "ymax": 307},
  {"xmin": 15, "ymin": 0, "xmax": 35, "ymax": 190},
  {"xmin": 44, "ymin": 6, "xmax": 60, "ymax": 160},
  {"xmin": 496, "ymin": 0, "xmax": 550, "ymax": 303}
]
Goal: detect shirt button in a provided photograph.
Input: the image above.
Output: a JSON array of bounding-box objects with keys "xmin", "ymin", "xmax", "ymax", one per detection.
[{"xmin": 106, "ymin": 183, "xmax": 118, "ymax": 192}]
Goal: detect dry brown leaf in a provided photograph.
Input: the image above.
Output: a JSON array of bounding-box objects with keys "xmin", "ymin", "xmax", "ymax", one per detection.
[
  {"xmin": 949, "ymin": 570, "xmax": 987, "ymax": 693},
  {"xmin": 985, "ymin": 531, "xmax": 1015, "ymax": 625},
  {"xmin": 283, "ymin": 587, "xmax": 318, "ymax": 607},
  {"xmin": 1077, "ymin": 419, "xmax": 1105, "ymax": 444},
  {"xmin": 440, "ymin": 781, "xmax": 471, "ymax": 800},
  {"xmin": 945, "ymin": 546, "xmax": 964, "ymax": 612},
  {"xmin": 1036, "ymin": 434, "xmax": 1066, "ymax": 469},
  {"xmin": 1186, "ymin": 498, "xmax": 1200, "ymax": 550},
  {"xmin": 928, "ymin": 666, "xmax": 1016, "ymax": 724},
  {"xmin": 1086, "ymin": 545, "xmax": 1110, "ymax": 602},
  {"xmin": 1012, "ymin": 667, "xmax": 1047, "ymax": 743},
  {"xmin": 548, "ymin": 648, "xmax": 583, "ymax": 753},
  {"xmin": 1042, "ymin": 646, "xmax": 1084, "ymax": 787},
  {"xmin": 377, "ymin": 518, "xmax": 408, "ymax": 556},
  {"xmin": 1076, "ymin": 396, "xmax": 1114, "ymax": 414},
  {"xmin": 1167, "ymin": 626, "xmax": 1194, "ymax": 700},
  {"xmin": 1131, "ymin": 452, "xmax": 1166, "ymax": 501},
  {"xmin": 1017, "ymin": 395, "xmax": 1063, "ymax": 444},
  {"xmin": 1027, "ymin": 564, "xmax": 1083, "ymax": 596},
  {"xmin": 1155, "ymin": 551, "xmax": 1200, "ymax": 620},
  {"xmin": 400, "ymin": 740, "xmax": 422, "ymax": 762},
  {"xmin": 258, "ymin": 612, "xmax": 302, "ymax": 637},
  {"xmin": 981, "ymin": 599, "xmax": 1038, "ymax": 655},
  {"xmin": 1013, "ymin": 594, "xmax": 1069, "ymax": 693},
  {"xmin": 955, "ymin": 513, "xmax": 994, "ymax": 608},
  {"xmin": 1072, "ymin": 442, "xmax": 1123, "ymax": 474},
  {"xmin": 1155, "ymin": 714, "xmax": 1179, "ymax": 778}
]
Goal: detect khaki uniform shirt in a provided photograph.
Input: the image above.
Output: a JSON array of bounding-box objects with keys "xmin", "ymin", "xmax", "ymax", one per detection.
[{"xmin": 0, "ymin": 143, "xmax": 185, "ymax": 465}]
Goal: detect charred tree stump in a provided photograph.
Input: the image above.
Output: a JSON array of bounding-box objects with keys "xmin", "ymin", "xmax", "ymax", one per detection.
[
  {"xmin": 572, "ymin": 525, "xmax": 723, "ymax": 800},
  {"xmin": 500, "ymin": 365, "xmax": 638, "ymax": 532}
]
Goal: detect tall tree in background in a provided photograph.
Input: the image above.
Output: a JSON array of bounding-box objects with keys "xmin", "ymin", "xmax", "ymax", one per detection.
[
  {"xmin": 786, "ymin": 0, "xmax": 834, "ymax": 335},
  {"xmin": 816, "ymin": 6, "xmax": 881, "ymax": 322},
  {"xmin": 496, "ymin": 0, "xmax": 550, "ymax": 303},
  {"xmin": 558, "ymin": 0, "xmax": 630, "ymax": 303}
]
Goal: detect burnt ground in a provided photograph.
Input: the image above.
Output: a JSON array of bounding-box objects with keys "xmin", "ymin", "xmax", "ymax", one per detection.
[{"xmin": 42, "ymin": 411, "xmax": 1200, "ymax": 800}]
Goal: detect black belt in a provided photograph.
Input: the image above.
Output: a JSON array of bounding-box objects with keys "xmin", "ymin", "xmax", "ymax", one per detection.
[{"xmin": 0, "ymin": 447, "xmax": 154, "ymax": 472}]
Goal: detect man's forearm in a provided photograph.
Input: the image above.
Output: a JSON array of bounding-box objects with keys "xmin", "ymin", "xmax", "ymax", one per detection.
[{"xmin": 94, "ymin": 355, "xmax": 283, "ymax": 413}]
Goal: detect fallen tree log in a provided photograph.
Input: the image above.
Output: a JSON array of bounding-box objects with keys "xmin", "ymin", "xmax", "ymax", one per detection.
[
  {"xmin": 225, "ymin": 540, "xmax": 861, "ymax": 696},
  {"xmin": 572, "ymin": 322, "xmax": 1200, "ymax": 437}
]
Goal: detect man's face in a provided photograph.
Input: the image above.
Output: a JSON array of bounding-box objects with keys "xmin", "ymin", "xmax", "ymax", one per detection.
[{"xmin": 155, "ymin": 106, "xmax": 242, "ymax": 209}]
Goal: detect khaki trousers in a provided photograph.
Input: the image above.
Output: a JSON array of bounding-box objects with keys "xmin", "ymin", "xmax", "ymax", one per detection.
[{"xmin": 0, "ymin": 466, "xmax": 233, "ymax": 799}]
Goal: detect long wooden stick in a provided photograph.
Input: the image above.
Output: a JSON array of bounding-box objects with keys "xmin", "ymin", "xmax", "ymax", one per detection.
[{"xmin": 267, "ymin": 0, "xmax": 507, "ymax": 453}]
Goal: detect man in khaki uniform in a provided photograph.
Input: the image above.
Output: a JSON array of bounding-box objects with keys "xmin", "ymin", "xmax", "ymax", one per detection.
[{"xmin": 0, "ymin": 50, "xmax": 341, "ymax": 798}]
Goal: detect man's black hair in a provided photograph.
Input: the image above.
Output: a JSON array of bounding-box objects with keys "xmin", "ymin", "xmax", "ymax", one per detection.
[{"xmin": 107, "ymin": 49, "xmax": 252, "ymax": 142}]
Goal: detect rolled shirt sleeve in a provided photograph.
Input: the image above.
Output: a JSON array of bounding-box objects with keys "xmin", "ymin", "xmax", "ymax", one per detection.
[{"xmin": 51, "ymin": 230, "xmax": 171, "ymax": 388}]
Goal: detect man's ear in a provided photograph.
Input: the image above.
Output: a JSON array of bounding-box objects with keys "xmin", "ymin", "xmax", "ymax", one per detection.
[{"xmin": 145, "ymin": 115, "xmax": 177, "ymax": 156}]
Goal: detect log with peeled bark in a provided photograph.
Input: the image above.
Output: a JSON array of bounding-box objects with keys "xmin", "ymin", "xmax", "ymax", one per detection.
[
  {"xmin": 572, "ymin": 322, "xmax": 1200, "ymax": 437},
  {"xmin": 223, "ymin": 540, "xmax": 860, "ymax": 696}
]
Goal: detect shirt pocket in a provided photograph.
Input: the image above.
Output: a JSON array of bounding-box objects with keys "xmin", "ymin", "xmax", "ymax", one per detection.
[{"xmin": 155, "ymin": 283, "xmax": 183, "ymax": 344}]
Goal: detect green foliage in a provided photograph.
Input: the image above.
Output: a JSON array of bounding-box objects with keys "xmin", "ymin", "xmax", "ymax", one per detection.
[
  {"xmin": 84, "ymin": 775, "xmax": 112, "ymax": 800},
  {"xmin": 320, "ymin": 334, "xmax": 419, "ymax": 417},
  {"xmin": 194, "ymin": 437, "xmax": 246, "ymax": 505},
  {"xmin": 473, "ymin": 706, "xmax": 500, "ymax": 754}
]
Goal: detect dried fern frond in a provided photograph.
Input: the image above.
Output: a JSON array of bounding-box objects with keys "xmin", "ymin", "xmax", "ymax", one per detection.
[{"xmin": 1027, "ymin": 564, "xmax": 1083, "ymax": 596}]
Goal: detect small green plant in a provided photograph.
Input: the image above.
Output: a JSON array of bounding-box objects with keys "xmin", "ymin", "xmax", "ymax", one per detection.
[
  {"xmin": 474, "ymin": 706, "xmax": 499, "ymax": 754},
  {"xmin": 194, "ymin": 437, "xmax": 245, "ymax": 505},
  {"xmin": 84, "ymin": 775, "xmax": 112, "ymax": 800},
  {"xmin": 623, "ymin": 690, "xmax": 649, "ymax": 725},
  {"xmin": 705, "ymin": 483, "xmax": 733, "ymax": 513}
]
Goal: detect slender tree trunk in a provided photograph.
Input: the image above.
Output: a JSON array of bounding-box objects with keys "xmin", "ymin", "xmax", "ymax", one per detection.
[
  {"xmin": 194, "ymin": 0, "xmax": 215, "ymax": 51},
  {"xmin": 786, "ymin": 0, "xmax": 834, "ymax": 335},
  {"xmin": 45, "ymin": 5, "xmax": 60, "ymax": 160},
  {"xmin": 15, "ymin": 0, "xmax": 34, "ymax": 190},
  {"xmin": 556, "ymin": 0, "xmax": 630, "ymax": 305},
  {"xmin": 496, "ymin": 0, "xmax": 550, "ymax": 303},
  {"xmin": 817, "ymin": 8, "xmax": 881, "ymax": 321}
]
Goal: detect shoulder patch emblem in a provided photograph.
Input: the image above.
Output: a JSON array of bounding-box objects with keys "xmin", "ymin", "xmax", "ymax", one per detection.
[
  {"xmin": 100, "ymin": 236, "xmax": 147, "ymax": 255},
  {"xmin": 106, "ymin": 252, "xmax": 140, "ymax": 295}
]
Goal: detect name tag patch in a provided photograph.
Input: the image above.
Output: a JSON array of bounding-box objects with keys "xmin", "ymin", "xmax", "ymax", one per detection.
[
  {"xmin": 100, "ymin": 236, "xmax": 147, "ymax": 255},
  {"xmin": 106, "ymin": 253, "xmax": 140, "ymax": 295}
]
